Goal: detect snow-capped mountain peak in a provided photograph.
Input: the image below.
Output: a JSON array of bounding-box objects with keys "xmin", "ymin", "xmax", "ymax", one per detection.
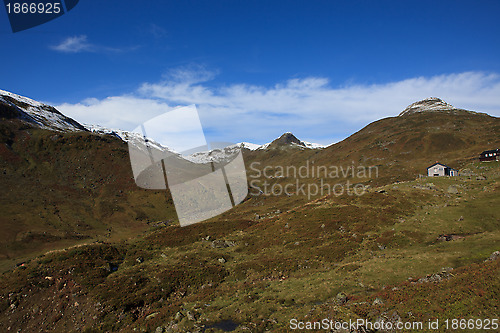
[
  {"xmin": 1, "ymin": 90, "xmax": 328, "ymax": 165},
  {"xmin": 238, "ymin": 142, "xmax": 261, "ymax": 151},
  {"xmin": 0, "ymin": 89, "xmax": 86, "ymax": 132},
  {"xmin": 398, "ymin": 97, "xmax": 478, "ymax": 117},
  {"xmin": 255, "ymin": 132, "xmax": 327, "ymax": 150},
  {"xmin": 85, "ymin": 123, "xmax": 176, "ymax": 156}
]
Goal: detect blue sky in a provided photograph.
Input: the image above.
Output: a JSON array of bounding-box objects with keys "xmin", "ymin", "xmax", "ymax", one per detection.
[{"xmin": 1, "ymin": 0, "xmax": 500, "ymax": 145}]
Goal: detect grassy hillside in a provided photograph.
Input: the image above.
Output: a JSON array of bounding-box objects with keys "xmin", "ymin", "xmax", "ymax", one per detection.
[
  {"xmin": 0, "ymin": 160, "xmax": 498, "ymax": 332},
  {"xmin": 0, "ymin": 109, "xmax": 499, "ymax": 332},
  {"xmin": 0, "ymin": 120, "xmax": 177, "ymax": 270},
  {"xmin": 315, "ymin": 111, "xmax": 499, "ymax": 184}
]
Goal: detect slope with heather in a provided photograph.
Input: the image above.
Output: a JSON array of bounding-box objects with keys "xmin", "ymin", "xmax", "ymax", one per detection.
[
  {"xmin": 0, "ymin": 93, "xmax": 499, "ymax": 332},
  {"xmin": 315, "ymin": 98, "xmax": 498, "ymax": 184},
  {"xmin": 0, "ymin": 121, "xmax": 177, "ymax": 270},
  {"xmin": 0, "ymin": 160, "xmax": 498, "ymax": 332}
]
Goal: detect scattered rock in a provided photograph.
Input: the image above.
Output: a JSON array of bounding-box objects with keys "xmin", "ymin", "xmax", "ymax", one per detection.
[
  {"xmin": 155, "ymin": 327, "xmax": 164, "ymax": 333},
  {"xmin": 136, "ymin": 257, "xmax": 144, "ymax": 263},
  {"xmin": 151, "ymin": 220, "xmax": 170, "ymax": 228},
  {"xmin": 485, "ymin": 251, "xmax": 500, "ymax": 262},
  {"xmin": 417, "ymin": 270, "xmax": 453, "ymax": 284},
  {"xmin": 174, "ymin": 312, "xmax": 184, "ymax": 321},
  {"xmin": 146, "ymin": 312, "xmax": 159, "ymax": 320},
  {"xmin": 418, "ymin": 274, "xmax": 441, "ymax": 283},
  {"xmin": 255, "ymin": 210, "xmax": 281, "ymax": 220},
  {"xmin": 218, "ymin": 258, "xmax": 226, "ymax": 264},
  {"xmin": 164, "ymin": 321, "xmax": 180, "ymax": 332},
  {"xmin": 375, "ymin": 310, "xmax": 401, "ymax": 332},
  {"xmin": 447, "ymin": 185, "xmax": 459, "ymax": 194},
  {"xmin": 211, "ymin": 239, "xmax": 235, "ymax": 248},
  {"xmin": 320, "ymin": 224, "xmax": 325, "ymax": 229},
  {"xmin": 437, "ymin": 234, "xmax": 465, "ymax": 242},
  {"xmin": 413, "ymin": 183, "xmax": 436, "ymax": 190},
  {"xmin": 460, "ymin": 169, "xmax": 474, "ymax": 176},
  {"xmin": 372, "ymin": 297, "xmax": 384, "ymax": 306},
  {"xmin": 186, "ymin": 311, "xmax": 196, "ymax": 321},
  {"xmin": 437, "ymin": 234, "xmax": 452, "ymax": 241},
  {"xmin": 335, "ymin": 292, "xmax": 348, "ymax": 305},
  {"xmin": 476, "ymin": 175, "xmax": 487, "ymax": 180}
]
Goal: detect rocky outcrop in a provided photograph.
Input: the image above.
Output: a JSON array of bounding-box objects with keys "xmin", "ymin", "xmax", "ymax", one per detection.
[{"xmin": 398, "ymin": 97, "xmax": 476, "ymax": 117}]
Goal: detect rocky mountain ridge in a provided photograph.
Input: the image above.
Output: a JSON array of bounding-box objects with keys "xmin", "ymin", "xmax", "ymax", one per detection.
[
  {"xmin": 398, "ymin": 97, "xmax": 480, "ymax": 117},
  {"xmin": 0, "ymin": 90, "xmax": 326, "ymax": 164},
  {"xmin": 0, "ymin": 89, "xmax": 86, "ymax": 132}
]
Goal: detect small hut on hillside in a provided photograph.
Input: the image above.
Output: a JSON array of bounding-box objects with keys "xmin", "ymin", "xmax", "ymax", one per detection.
[
  {"xmin": 427, "ymin": 162, "xmax": 459, "ymax": 177},
  {"xmin": 479, "ymin": 149, "xmax": 500, "ymax": 162}
]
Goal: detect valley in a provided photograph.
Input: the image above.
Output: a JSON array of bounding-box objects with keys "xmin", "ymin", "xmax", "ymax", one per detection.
[{"xmin": 0, "ymin": 91, "xmax": 498, "ymax": 332}]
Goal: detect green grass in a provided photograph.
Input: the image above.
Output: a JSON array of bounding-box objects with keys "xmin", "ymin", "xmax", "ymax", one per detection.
[{"xmin": 0, "ymin": 113, "xmax": 499, "ymax": 332}]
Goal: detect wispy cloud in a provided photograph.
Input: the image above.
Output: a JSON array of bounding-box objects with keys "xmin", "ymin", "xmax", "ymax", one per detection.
[
  {"xmin": 50, "ymin": 35, "xmax": 138, "ymax": 54},
  {"xmin": 149, "ymin": 23, "xmax": 168, "ymax": 39},
  {"xmin": 51, "ymin": 35, "xmax": 92, "ymax": 53},
  {"xmin": 162, "ymin": 65, "xmax": 218, "ymax": 84},
  {"xmin": 57, "ymin": 70, "xmax": 500, "ymax": 145}
]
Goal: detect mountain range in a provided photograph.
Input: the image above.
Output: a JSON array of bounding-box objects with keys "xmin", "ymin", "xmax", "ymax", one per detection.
[
  {"xmin": 0, "ymin": 89, "xmax": 499, "ymax": 332},
  {"xmin": 1, "ymin": 88, "xmax": 498, "ymax": 252}
]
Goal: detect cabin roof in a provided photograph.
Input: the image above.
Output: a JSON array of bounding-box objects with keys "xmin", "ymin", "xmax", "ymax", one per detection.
[
  {"xmin": 480, "ymin": 149, "xmax": 500, "ymax": 155},
  {"xmin": 426, "ymin": 162, "xmax": 457, "ymax": 171}
]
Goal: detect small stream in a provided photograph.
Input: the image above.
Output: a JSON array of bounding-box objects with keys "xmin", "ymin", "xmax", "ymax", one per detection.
[{"xmin": 203, "ymin": 319, "xmax": 239, "ymax": 332}]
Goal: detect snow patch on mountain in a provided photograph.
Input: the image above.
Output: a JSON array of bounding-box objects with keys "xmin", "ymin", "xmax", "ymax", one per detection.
[
  {"xmin": 239, "ymin": 142, "xmax": 261, "ymax": 150},
  {"xmin": 398, "ymin": 97, "xmax": 478, "ymax": 116},
  {"xmin": 0, "ymin": 89, "xmax": 86, "ymax": 132},
  {"xmin": 303, "ymin": 141, "xmax": 328, "ymax": 149},
  {"xmin": 85, "ymin": 124, "xmax": 174, "ymax": 155},
  {"xmin": 0, "ymin": 89, "xmax": 44, "ymax": 107},
  {"xmin": 184, "ymin": 144, "xmax": 241, "ymax": 164},
  {"xmin": 1, "ymin": 89, "xmax": 328, "ymax": 164}
]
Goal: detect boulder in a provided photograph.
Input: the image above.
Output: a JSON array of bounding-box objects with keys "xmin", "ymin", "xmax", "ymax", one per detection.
[
  {"xmin": 335, "ymin": 292, "xmax": 348, "ymax": 305},
  {"xmin": 486, "ymin": 251, "xmax": 500, "ymax": 261}
]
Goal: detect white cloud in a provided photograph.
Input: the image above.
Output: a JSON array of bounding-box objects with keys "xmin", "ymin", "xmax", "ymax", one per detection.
[
  {"xmin": 57, "ymin": 96, "xmax": 175, "ymax": 130},
  {"xmin": 57, "ymin": 71, "xmax": 500, "ymax": 145},
  {"xmin": 51, "ymin": 35, "xmax": 92, "ymax": 53},
  {"xmin": 50, "ymin": 35, "xmax": 138, "ymax": 53}
]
